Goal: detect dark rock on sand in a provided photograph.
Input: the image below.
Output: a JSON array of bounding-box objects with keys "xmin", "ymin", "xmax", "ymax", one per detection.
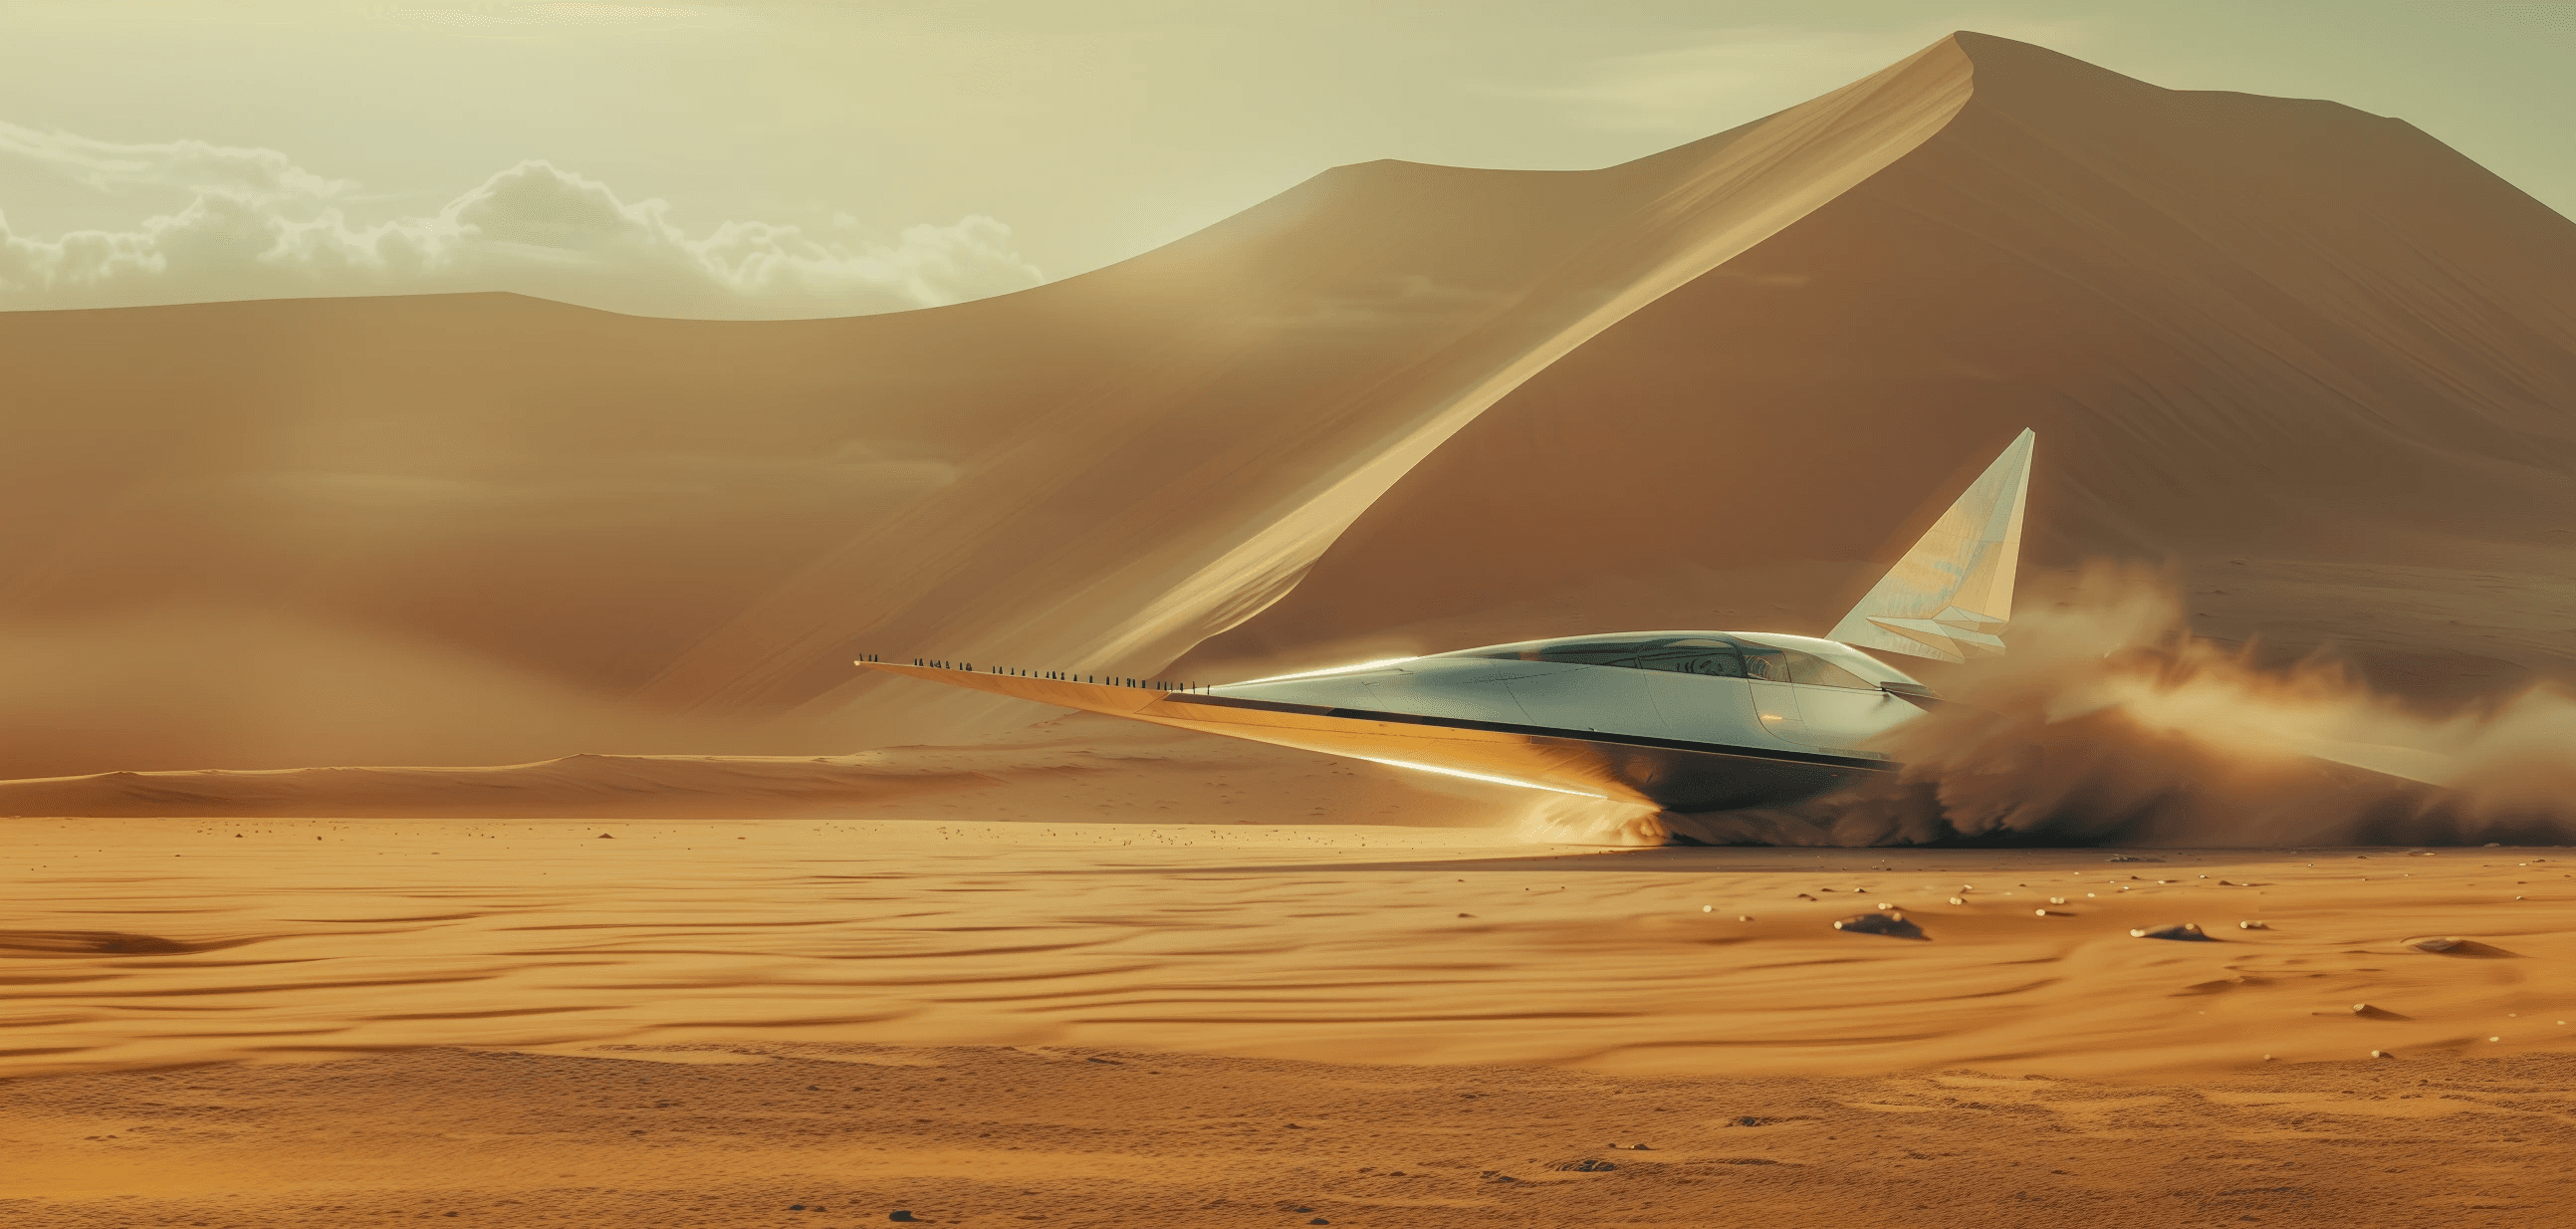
[
  {"xmin": 1832, "ymin": 911, "xmax": 1925, "ymax": 939},
  {"xmin": 2130, "ymin": 923, "xmax": 2212, "ymax": 941}
]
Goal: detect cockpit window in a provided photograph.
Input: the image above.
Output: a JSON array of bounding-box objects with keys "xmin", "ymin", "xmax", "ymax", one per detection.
[
  {"xmin": 1738, "ymin": 642, "xmax": 1788, "ymax": 682},
  {"xmin": 1443, "ymin": 633, "xmax": 1775, "ymax": 679},
  {"xmin": 1630, "ymin": 639, "xmax": 1748, "ymax": 678},
  {"xmin": 1780, "ymin": 649, "xmax": 1878, "ymax": 689},
  {"xmin": 1437, "ymin": 631, "xmax": 1899, "ymax": 691}
]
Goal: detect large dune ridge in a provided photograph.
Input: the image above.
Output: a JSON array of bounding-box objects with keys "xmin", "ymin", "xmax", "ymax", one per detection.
[
  {"xmin": 6, "ymin": 33, "xmax": 2571, "ymax": 794},
  {"xmin": 12, "ymin": 33, "xmax": 2576, "ymax": 1227}
]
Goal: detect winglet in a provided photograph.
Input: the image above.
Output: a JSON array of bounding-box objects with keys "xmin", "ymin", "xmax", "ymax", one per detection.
[{"xmin": 1827, "ymin": 429, "xmax": 2033, "ymax": 663}]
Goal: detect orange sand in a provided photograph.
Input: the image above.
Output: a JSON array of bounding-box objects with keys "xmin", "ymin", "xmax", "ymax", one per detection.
[
  {"xmin": 8, "ymin": 820, "xmax": 2576, "ymax": 1225},
  {"xmin": 8, "ymin": 1044, "xmax": 2573, "ymax": 1228},
  {"xmin": 9, "ymin": 820, "xmax": 2571, "ymax": 1081},
  {"xmin": 9, "ymin": 27, "xmax": 2576, "ymax": 1226}
]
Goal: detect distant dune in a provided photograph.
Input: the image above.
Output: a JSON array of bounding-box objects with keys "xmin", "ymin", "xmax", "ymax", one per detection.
[{"xmin": 3, "ymin": 32, "xmax": 2572, "ymax": 790}]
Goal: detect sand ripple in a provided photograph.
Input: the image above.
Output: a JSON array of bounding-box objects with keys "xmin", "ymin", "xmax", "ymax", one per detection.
[{"xmin": 6, "ymin": 817, "xmax": 2574, "ymax": 1079}]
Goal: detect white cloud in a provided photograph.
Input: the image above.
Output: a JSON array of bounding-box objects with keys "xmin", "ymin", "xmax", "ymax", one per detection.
[
  {"xmin": 1530, "ymin": 22, "xmax": 2094, "ymax": 134},
  {"xmin": 0, "ymin": 123, "xmax": 1045, "ymax": 319},
  {"xmin": 0, "ymin": 120, "xmax": 352, "ymax": 202}
]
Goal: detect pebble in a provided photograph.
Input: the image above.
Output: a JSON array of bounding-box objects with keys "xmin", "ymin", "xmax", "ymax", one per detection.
[
  {"xmin": 2131, "ymin": 922, "xmax": 2211, "ymax": 941},
  {"xmin": 890, "ymin": 1214, "xmax": 919, "ymax": 1223},
  {"xmin": 2238, "ymin": 920, "xmax": 2268, "ymax": 930},
  {"xmin": 2402, "ymin": 935, "xmax": 2460, "ymax": 952},
  {"xmin": 1556, "ymin": 1159, "xmax": 1618, "ymax": 1172}
]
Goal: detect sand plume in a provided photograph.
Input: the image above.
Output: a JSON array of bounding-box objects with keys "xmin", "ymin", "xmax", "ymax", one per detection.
[{"xmin": 1665, "ymin": 564, "xmax": 2576, "ymax": 848}]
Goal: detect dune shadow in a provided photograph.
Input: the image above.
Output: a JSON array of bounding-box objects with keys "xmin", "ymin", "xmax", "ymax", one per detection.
[
  {"xmin": 0, "ymin": 929, "xmax": 262, "ymax": 956},
  {"xmin": 2411, "ymin": 938, "xmax": 2523, "ymax": 959}
]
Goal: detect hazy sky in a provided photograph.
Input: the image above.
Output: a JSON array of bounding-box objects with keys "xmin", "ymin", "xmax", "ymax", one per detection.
[{"xmin": 3, "ymin": 0, "xmax": 2570, "ymax": 317}]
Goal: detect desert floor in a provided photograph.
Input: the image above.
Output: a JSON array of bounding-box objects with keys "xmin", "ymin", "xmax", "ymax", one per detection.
[{"xmin": 7, "ymin": 819, "xmax": 2575, "ymax": 1226}]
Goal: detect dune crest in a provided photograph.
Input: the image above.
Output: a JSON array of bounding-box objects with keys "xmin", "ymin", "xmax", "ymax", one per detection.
[{"xmin": 4, "ymin": 33, "xmax": 2573, "ymax": 784}]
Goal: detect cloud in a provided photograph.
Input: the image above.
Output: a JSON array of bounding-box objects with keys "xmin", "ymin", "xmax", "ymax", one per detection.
[
  {"xmin": 1529, "ymin": 22, "xmax": 2093, "ymax": 134},
  {"xmin": 0, "ymin": 123, "xmax": 1044, "ymax": 319},
  {"xmin": 0, "ymin": 119, "xmax": 352, "ymax": 201}
]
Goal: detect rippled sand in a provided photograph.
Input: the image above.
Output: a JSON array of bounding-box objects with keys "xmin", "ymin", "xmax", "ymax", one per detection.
[
  {"xmin": 10, "ymin": 819, "xmax": 2573, "ymax": 1080},
  {"xmin": 10, "ymin": 818, "xmax": 2576, "ymax": 1226},
  {"xmin": 10, "ymin": 1042, "xmax": 2574, "ymax": 1228}
]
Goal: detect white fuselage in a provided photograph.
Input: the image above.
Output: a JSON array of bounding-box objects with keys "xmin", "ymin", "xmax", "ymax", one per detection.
[{"xmin": 1209, "ymin": 632, "xmax": 1924, "ymax": 761}]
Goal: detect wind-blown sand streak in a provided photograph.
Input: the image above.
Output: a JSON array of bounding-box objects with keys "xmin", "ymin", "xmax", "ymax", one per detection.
[{"xmin": 7, "ymin": 819, "xmax": 2571, "ymax": 1081}]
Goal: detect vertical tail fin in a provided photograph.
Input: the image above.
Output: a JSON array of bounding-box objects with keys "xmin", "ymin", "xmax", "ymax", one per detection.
[{"xmin": 1827, "ymin": 428, "xmax": 2033, "ymax": 663}]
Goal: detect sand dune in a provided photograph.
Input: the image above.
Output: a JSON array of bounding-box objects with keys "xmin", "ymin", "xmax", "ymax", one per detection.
[
  {"xmin": 1184, "ymin": 34, "xmax": 2576, "ymax": 699},
  {"xmin": 9, "ymin": 34, "xmax": 2567, "ymax": 784},
  {"xmin": 0, "ymin": 713, "xmax": 1514, "ymax": 824}
]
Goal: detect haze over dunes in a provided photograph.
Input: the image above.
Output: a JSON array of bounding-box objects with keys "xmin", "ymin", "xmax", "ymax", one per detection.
[
  {"xmin": 10, "ymin": 29, "xmax": 2576, "ymax": 1227},
  {"xmin": 4, "ymin": 32, "xmax": 2573, "ymax": 793}
]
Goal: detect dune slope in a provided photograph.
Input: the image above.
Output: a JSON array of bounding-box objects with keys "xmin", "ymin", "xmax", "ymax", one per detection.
[
  {"xmin": 3, "ymin": 33, "xmax": 2571, "ymax": 785},
  {"xmin": 1185, "ymin": 33, "xmax": 2576, "ymax": 702}
]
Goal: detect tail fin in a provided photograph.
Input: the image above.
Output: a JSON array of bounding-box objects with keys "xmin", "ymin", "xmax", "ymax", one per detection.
[{"xmin": 1827, "ymin": 428, "xmax": 2033, "ymax": 663}]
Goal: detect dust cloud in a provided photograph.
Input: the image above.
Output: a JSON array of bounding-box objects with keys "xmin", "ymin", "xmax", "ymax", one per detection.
[{"xmin": 1660, "ymin": 563, "xmax": 2576, "ymax": 849}]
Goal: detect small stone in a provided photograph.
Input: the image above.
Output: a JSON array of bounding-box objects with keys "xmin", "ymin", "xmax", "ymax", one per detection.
[
  {"xmin": 1832, "ymin": 911, "xmax": 1924, "ymax": 938},
  {"xmin": 889, "ymin": 1214, "xmax": 919, "ymax": 1223},
  {"xmin": 1949, "ymin": 896, "xmax": 1968, "ymax": 904},
  {"xmin": 1556, "ymin": 1159, "xmax": 1618, "ymax": 1172},
  {"xmin": 1738, "ymin": 914, "xmax": 1753, "ymax": 921},
  {"xmin": 2370, "ymin": 1050, "xmax": 2389, "ymax": 1059},
  {"xmin": 1310, "ymin": 1220, "xmax": 1330, "ymax": 1226},
  {"xmin": 2351, "ymin": 1003, "xmax": 2373, "ymax": 1015},
  {"xmin": 596, "ymin": 834, "xmax": 614, "ymax": 840},
  {"xmin": 1702, "ymin": 905, "xmax": 1713, "ymax": 912},
  {"xmin": 2238, "ymin": 920, "xmax": 2268, "ymax": 930},
  {"xmin": 2402, "ymin": 935, "xmax": 2460, "ymax": 952},
  {"xmin": 2130, "ymin": 923, "xmax": 2211, "ymax": 941}
]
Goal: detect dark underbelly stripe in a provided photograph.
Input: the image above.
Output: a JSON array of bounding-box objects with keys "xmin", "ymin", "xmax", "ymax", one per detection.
[{"xmin": 1166, "ymin": 692, "xmax": 1896, "ymax": 772}]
